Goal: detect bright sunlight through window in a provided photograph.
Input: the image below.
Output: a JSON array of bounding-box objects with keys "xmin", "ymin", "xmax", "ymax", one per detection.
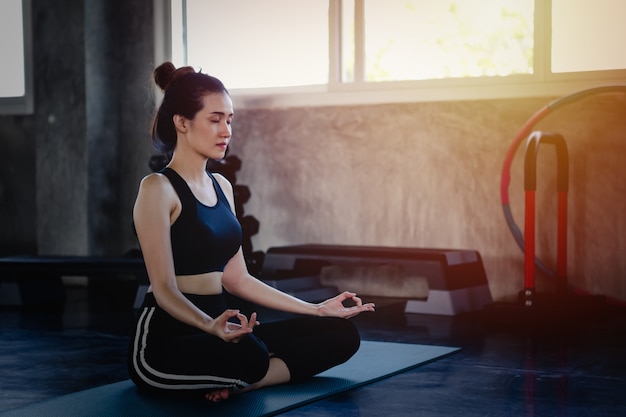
[
  {"xmin": 0, "ymin": 0, "xmax": 26, "ymax": 97},
  {"xmin": 166, "ymin": 0, "xmax": 626, "ymax": 108},
  {"xmin": 177, "ymin": 0, "xmax": 328, "ymax": 89},
  {"xmin": 359, "ymin": 0, "xmax": 533, "ymax": 81}
]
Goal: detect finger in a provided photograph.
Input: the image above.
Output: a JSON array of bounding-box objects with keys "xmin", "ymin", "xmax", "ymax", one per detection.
[
  {"xmin": 223, "ymin": 326, "xmax": 251, "ymax": 343},
  {"xmin": 237, "ymin": 312, "xmax": 249, "ymax": 327},
  {"xmin": 342, "ymin": 303, "xmax": 375, "ymax": 318},
  {"xmin": 359, "ymin": 303, "xmax": 376, "ymax": 312},
  {"xmin": 331, "ymin": 291, "xmax": 350, "ymax": 303},
  {"xmin": 248, "ymin": 312, "xmax": 258, "ymax": 330},
  {"xmin": 222, "ymin": 309, "xmax": 241, "ymax": 320},
  {"xmin": 340, "ymin": 291, "xmax": 356, "ymax": 300},
  {"xmin": 222, "ymin": 310, "xmax": 242, "ymax": 329},
  {"xmin": 225, "ymin": 322, "xmax": 242, "ymax": 331},
  {"xmin": 356, "ymin": 303, "xmax": 375, "ymax": 312},
  {"xmin": 351, "ymin": 295, "xmax": 364, "ymax": 307}
]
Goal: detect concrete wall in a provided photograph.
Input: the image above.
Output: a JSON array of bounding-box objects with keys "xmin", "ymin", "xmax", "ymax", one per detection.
[
  {"xmin": 0, "ymin": 0, "xmax": 153, "ymax": 257},
  {"xmin": 229, "ymin": 95, "xmax": 626, "ymax": 302},
  {"xmin": 34, "ymin": 0, "xmax": 88, "ymax": 255},
  {"xmin": 84, "ymin": 0, "xmax": 155, "ymax": 255},
  {"xmin": 0, "ymin": 115, "xmax": 36, "ymax": 255}
]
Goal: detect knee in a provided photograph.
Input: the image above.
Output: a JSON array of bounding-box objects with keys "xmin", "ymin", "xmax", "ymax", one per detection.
[
  {"xmin": 238, "ymin": 336, "xmax": 271, "ymax": 384},
  {"xmin": 329, "ymin": 317, "xmax": 361, "ymax": 359},
  {"xmin": 244, "ymin": 356, "xmax": 270, "ymax": 385}
]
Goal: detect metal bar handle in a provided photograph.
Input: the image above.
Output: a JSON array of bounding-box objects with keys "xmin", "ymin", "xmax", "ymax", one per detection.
[{"xmin": 523, "ymin": 131, "xmax": 569, "ymax": 306}]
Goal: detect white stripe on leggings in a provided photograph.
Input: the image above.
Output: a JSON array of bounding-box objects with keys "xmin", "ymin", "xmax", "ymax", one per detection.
[{"xmin": 131, "ymin": 306, "xmax": 248, "ymax": 390}]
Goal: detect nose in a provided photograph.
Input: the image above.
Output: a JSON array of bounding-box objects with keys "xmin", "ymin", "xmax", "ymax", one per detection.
[{"xmin": 220, "ymin": 120, "xmax": 232, "ymax": 138}]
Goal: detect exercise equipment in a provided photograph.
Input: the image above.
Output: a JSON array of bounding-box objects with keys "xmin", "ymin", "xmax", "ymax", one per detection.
[
  {"xmin": 262, "ymin": 244, "xmax": 492, "ymax": 316},
  {"xmin": 522, "ymin": 131, "xmax": 569, "ymax": 306},
  {"xmin": 0, "ymin": 341, "xmax": 459, "ymax": 417},
  {"xmin": 0, "ymin": 254, "xmax": 147, "ymax": 310},
  {"xmin": 486, "ymin": 85, "xmax": 626, "ymax": 326},
  {"xmin": 501, "ymin": 85, "xmax": 626, "ymax": 289}
]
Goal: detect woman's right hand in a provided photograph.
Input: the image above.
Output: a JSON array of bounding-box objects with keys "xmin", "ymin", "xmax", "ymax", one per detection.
[{"xmin": 208, "ymin": 309, "xmax": 259, "ymax": 343}]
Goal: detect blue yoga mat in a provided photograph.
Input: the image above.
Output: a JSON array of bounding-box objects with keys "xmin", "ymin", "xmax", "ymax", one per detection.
[{"xmin": 1, "ymin": 341, "xmax": 458, "ymax": 417}]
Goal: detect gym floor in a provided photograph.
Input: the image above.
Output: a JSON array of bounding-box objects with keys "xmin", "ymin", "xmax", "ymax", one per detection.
[{"xmin": 1, "ymin": 285, "xmax": 625, "ymax": 416}]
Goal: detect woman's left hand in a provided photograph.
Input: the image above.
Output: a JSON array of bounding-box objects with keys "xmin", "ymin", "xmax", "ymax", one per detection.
[{"xmin": 317, "ymin": 291, "xmax": 375, "ymax": 319}]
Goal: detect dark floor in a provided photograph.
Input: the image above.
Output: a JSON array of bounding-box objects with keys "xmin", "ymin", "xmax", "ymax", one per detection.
[{"xmin": 1, "ymin": 286, "xmax": 626, "ymax": 416}]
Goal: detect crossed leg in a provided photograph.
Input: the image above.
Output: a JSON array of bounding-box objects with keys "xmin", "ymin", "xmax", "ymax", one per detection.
[{"xmin": 205, "ymin": 357, "xmax": 290, "ymax": 402}]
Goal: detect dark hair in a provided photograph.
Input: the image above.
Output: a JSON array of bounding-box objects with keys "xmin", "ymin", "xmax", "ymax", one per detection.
[{"xmin": 150, "ymin": 62, "xmax": 229, "ymax": 155}]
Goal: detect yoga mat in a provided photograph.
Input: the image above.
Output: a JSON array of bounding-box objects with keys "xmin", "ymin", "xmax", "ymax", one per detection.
[{"xmin": 1, "ymin": 341, "xmax": 459, "ymax": 417}]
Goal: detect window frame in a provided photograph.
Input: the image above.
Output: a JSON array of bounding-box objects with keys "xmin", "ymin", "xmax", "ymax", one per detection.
[{"xmin": 159, "ymin": 0, "xmax": 626, "ymax": 109}]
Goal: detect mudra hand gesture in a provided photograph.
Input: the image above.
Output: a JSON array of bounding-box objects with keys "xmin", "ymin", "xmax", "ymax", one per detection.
[
  {"xmin": 208, "ymin": 309, "xmax": 259, "ymax": 343},
  {"xmin": 317, "ymin": 291, "xmax": 375, "ymax": 319}
]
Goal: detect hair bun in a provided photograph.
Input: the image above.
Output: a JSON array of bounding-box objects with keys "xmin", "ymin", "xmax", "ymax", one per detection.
[
  {"xmin": 153, "ymin": 62, "xmax": 197, "ymax": 92},
  {"xmin": 153, "ymin": 62, "xmax": 177, "ymax": 92}
]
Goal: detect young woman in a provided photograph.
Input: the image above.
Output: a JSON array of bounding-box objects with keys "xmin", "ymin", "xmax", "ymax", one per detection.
[{"xmin": 128, "ymin": 62, "xmax": 375, "ymax": 402}]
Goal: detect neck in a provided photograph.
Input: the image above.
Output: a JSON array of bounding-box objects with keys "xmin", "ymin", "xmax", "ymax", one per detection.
[{"xmin": 167, "ymin": 154, "xmax": 209, "ymax": 182}]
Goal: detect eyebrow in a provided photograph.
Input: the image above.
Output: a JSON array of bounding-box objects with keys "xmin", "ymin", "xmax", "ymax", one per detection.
[{"xmin": 210, "ymin": 111, "xmax": 234, "ymax": 117}]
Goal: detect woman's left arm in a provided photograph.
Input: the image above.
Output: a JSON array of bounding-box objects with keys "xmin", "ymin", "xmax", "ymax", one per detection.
[
  {"xmin": 214, "ymin": 173, "xmax": 374, "ymax": 318},
  {"xmin": 222, "ymin": 249, "xmax": 375, "ymax": 318}
]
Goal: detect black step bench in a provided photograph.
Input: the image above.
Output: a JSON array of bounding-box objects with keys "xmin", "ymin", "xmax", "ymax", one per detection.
[
  {"xmin": 0, "ymin": 255, "xmax": 147, "ymax": 308},
  {"xmin": 262, "ymin": 244, "xmax": 492, "ymax": 316}
]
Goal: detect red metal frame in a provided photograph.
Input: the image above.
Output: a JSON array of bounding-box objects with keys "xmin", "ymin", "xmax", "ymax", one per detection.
[{"xmin": 523, "ymin": 132, "xmax": 569, "ymax": 306}]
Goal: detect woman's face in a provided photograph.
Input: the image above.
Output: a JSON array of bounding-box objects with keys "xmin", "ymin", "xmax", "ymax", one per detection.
[{"xmin": 185, "ymin": 92, "xmax": 234, "ymax": 160}]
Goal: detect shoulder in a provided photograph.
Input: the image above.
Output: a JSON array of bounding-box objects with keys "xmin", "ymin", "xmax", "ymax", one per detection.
[
  {"xmin": 136, "ymin": 172, "xmax": 177, "ymax": 203},
  {"xmin": 139, "ymin": 171, "xmax": 171, "ymax": 192},
  {"xmin": 210, "ymin": 172, "xmax": 234, "ymax": 194},
  {"xmin": 134, "ymin": 172, "xmax": 181, "ymax": 222},
  {"xmin": 209, "ymin": 172, "xmax": 236, "ymax": 209}
]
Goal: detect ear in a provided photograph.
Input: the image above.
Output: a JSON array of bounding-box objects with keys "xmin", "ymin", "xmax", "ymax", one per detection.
[{"xmin": 173, "ymin": 114, "xmax": 187, "ymax": 133}]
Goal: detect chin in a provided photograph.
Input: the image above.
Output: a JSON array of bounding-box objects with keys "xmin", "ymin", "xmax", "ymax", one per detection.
[{"xmin": 207, "ymin": 151, "xmax": 227, "ymax": 160}]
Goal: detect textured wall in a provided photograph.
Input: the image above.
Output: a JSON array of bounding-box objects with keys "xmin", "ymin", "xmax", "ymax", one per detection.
[
  {"xmin": 33, "ymin": 0, "xmax": 88, "ymax": 255},
  {"xmin": 0, "ymin": 116, "xmax": 36, "ymax": 254},
  {"xmin": 0, "ymin": 0, "xmax": 153, "ymax": 257},
  {"xmin": 229, "ymin": 94, "xmax": 626, "ymax": 302},
  {"xmin": 85, "ymin": 0, "xmax": 155, "ymax": 255}
]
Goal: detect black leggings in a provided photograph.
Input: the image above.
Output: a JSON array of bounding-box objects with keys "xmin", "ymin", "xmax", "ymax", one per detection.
[{"xmin": 128, "ymin": 292, "xmax": 361, "ymax": 394}]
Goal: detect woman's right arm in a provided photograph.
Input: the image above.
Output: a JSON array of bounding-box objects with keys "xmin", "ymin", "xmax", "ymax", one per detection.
[{"xmin": 133, "ymin": 174, "xmax": 254, "ymax": 341}]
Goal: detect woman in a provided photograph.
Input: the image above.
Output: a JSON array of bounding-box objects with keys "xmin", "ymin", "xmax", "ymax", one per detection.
[{"xmin": 128, "ymin": 62, "xmax": 375, "ymax": 402}]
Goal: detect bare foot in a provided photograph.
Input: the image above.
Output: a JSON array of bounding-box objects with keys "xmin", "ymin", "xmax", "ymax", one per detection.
[{"xmin": 205, "ymin": 388, "xmax": 230, "ymax": 402}]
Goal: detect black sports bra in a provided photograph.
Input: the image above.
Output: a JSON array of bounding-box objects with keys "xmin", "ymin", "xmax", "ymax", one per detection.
[{"xmin": 161, "ymin": 167, "xmax": 242, "ymax": 275}]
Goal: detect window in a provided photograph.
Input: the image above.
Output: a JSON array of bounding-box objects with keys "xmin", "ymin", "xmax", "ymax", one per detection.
[
  {"xmin": 551, "ymin": 0, "xmax": 626, "ymax": 73},
  {"xmin": 0, "ymin": 0, "xmax": 33, "ymax": 115},
  {"xmin": 172, "ymin": 0, "xmax": 328, "ymax": 89},
  {"xmin": 164, "ymin": 0, "xmax": 626, "ymax": 108},
  {"xmin": 343, "ymin": 0, "xmax": 534, "ymax": 82}
]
